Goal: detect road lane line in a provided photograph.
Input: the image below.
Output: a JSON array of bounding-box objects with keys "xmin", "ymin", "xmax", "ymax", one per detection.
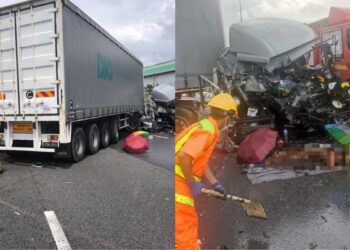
[{"xmin": 44, "ymin": 211, "xmax": 72, "ymax": 250}]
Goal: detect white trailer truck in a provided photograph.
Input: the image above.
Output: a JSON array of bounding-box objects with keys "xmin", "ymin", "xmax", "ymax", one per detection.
[{"xmin": 0, "ymin": 0, "xmax": 144, "ymax": 161}]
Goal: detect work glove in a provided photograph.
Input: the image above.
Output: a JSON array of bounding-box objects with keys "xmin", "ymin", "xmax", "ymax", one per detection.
[
  {"xmin": 212, "ymin": 181, "xmax": 226, "ymax": 195},
  {"xmin": 188, "ymin": 181, "xmax": 205, "ymax": 196}
]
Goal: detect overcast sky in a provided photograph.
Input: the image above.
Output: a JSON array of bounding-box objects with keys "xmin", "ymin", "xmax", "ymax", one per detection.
[
  {"xmin": 2, "ymin": 0, "xmax": 350, "ymax": 65},
  {"xmin": 221, "ymin": 0, "xmax": 350, "ymax": 44},
  {"xmin": 1, "ymin": 0, "xmax": 175, "ymax": 66}
]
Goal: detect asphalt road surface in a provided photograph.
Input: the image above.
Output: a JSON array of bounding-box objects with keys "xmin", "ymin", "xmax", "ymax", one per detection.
[
  {"xmin": 112, "ymin": 131, "xmax": 174, "ymax": 171},
  {"xmin": 197, "ymin": 150, "xmax": 350, "ymax": 249},
  {"xmin": 0, "ymin": 131, "xmax": 174, "ymax": 249}
]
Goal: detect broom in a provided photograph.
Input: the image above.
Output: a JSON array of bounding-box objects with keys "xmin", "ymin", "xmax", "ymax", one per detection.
[{"xmin": 201, "ymin": 188, "xmax": 267, "ymax": 220}]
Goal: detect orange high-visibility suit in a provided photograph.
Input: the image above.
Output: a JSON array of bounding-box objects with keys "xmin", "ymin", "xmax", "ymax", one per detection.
[{"xmin": 175, "ymin": 117, "xmax": 219, "ymax": 249}]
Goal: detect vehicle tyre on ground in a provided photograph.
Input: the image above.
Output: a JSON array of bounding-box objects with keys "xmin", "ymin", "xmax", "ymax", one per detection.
[
  {"xmin": 100, "ymin": 121, "xmax": 111, "ymax": 148},
  {"xmin": 86, "ymin": 123, "xmax": 100, "ymax": 154},
  {"xmin": 109, "ymin": 118, "xmax": 119, "ymax": 144},
  {"xmin": 126, "ymin": 114, "xmax": 140, "ymax": 132},
  {"xmin": 175, "ymin": 108, "xmax": 196, "ymax": 134},
  {"xmin": 71, "ymin": 127, "xmax": 86, "ymax": 162}
]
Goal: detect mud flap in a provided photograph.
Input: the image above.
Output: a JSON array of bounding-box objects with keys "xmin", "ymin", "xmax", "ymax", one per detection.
[{"xmin": 54, "ymin": 143, "xmax": 71, "ymax": 159}]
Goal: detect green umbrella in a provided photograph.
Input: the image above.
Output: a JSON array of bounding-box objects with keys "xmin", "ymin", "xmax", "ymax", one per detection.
[
  {"xmin": 325, "ymin": 124, "xmax": 350, "ymax": 144},
  {"xmin": 132, "ymin": 130, "xmax": 150, "ymax": 138}
]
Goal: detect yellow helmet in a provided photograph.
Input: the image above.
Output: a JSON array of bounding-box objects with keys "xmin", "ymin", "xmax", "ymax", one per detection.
[
  {"xmin": 341, "ymin": 81, "xmax": 350, "ymax": 88},
  {"xmin": 208, "ymin": 93, "xmax": 238, "ymax": 114}
]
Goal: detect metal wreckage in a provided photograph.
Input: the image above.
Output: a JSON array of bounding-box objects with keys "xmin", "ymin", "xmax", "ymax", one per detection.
[
  {"xmin": 212, "ymin": 19, "xmax": 350, "ymax": 150},
  {"xmin": 142, "ymin": 85, "xmax": 175, "ymax": 133}
]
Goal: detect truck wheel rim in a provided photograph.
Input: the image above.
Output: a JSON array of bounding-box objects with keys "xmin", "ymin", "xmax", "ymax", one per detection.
[
  {"xmin": 129, "ymin": 118, "xmax": 138, "ymax": 129},
  {"xmin": 104, "ymin": 129, "xmax": 109, "ymax": 143},
  {"xmin": 176, "ymin": 118, "xmax": 189, "ymax": 132},
  {"xmin": 114, "ymin": 129, "xmax": 119, "ymax": 141},
  {"xmin": 92, "ymin": 128, "xmax": 99, "ymax": 149},
  {"xmin": 75, "ymin": 136, "xmax": 83, "ymax": 155}
]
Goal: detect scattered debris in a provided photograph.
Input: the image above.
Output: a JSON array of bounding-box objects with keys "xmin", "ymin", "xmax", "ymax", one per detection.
[
  {"xmin": 320, "ymin": 215, "xmax": 328, "ymax": 222},
  {"xmin": 238, "ymin": 230, "xmax": 245, "ymax": 234},
  {"xmin": 152, "ymin": 135, "xmax": 169, "ymax": 139},
  {"xmin": 199, "ymin": 211, "xmax": 206, "ymax": 217},
  {"xmin": 31, "ymin": 165, "xmax": 43, "ymax": 168},
  {"xmin": 14, "ymin": 211, "xmax": 21, "ymax": 216},
  {"xmin": 165, "ymin": 197, "xmax": 170, "ymax": 201},
  {"xmin": 309, "ymin": 242, "xmax": 318, "ymax": 249},
  {"xmin": 263, "ymin": 231, "xmax": 270, "ymax": 239},
  {"xmin": 246, "ymin": 167, "xmax": 340, "ymax": 184}
]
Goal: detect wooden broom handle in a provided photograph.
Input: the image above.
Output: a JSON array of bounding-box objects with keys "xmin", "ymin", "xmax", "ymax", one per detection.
[{"xmin": 201, "ymin": 188, "xmax": 248, "ymax": 203}]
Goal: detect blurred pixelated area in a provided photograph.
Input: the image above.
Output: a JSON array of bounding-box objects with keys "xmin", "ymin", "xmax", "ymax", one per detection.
[{"xmin": 264, "ymin": 143, "xmax": 350, "ymax": 170}]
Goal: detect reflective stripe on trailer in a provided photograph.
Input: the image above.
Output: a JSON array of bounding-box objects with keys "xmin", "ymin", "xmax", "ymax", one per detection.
[
  {"xmin": 36, "ymin": 91, "xmax": 55, "ymax": 98},
  {"xmin": 175, "ymin": 193, "xmax": 194, "ymax": 206}
]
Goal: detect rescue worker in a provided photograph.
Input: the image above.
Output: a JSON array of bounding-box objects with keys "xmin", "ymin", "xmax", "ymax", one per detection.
[{"xmin": 175, "ymin": 93, "xmax": 238, "ymax": 249}]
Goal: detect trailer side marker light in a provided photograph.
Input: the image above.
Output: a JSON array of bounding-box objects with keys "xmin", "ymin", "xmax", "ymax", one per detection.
[
  {"xmin": 36, "ymin": 91, "xmax": 55, "ymax": 98},
  {"xmin": 0, "ymin": 94, "xmax": 6, "ymax": 100}
]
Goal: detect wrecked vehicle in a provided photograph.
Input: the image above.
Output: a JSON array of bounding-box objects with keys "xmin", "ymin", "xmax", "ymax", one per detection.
[
  {"xmin": 217, "ymin": 18, "xmax": 350, "ymax": 143},
  {"xmin": 142, "ymin": 85, "xmax": 175, "ymax": 133},
  {"xmin": 175, "ymin": 2, "xmax": 350, "ymax": 146}
]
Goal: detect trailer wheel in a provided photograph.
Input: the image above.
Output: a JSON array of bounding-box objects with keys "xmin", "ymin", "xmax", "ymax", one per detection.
[
  {"xmin": 109, "ymin": 118, "xmax": 119, "ymax": 144},
  {"xmin": 126, "ymin": 115, "xmax": 140, "ymax": 132},
  {"xmin": 176, "ymin": 108, "xmax": 195, "ymax": 134},
  {"xmin": 86, "ymin": 123, "xmax": 100, "ymax": 154},
  {"xmin": 71, "ymin": 127, "xmax": 86, "ymax": 162},
  {"xmin": 100, "ymin": 121, "xmax": 110, "ymax": 148}
]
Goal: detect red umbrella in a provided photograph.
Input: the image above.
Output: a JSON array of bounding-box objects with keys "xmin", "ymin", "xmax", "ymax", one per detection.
[
  {"xmin": 123, "ymin": 134, "xmax": 149, "ymax": 154},
  {"xmin": 237, "ymin": 128, "xmax": 278, "ymax": 164}
]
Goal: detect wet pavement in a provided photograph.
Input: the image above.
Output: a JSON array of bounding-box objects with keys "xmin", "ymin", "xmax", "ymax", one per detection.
[
  {"xmin": 112, "ymin": 131, "xmax": 174, "ymax": 171},
  {"xmin": 197, "ymin": 150, "xmax": 350, "ymax": 249},
  {"xmin": 0, "ymin": 131, "xmax": 174, "ymax": 249}
]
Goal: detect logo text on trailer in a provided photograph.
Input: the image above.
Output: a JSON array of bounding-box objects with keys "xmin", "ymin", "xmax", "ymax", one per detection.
[{"xmin": 97, "ymin": 52, "xmax": 135, "ymax": 83}]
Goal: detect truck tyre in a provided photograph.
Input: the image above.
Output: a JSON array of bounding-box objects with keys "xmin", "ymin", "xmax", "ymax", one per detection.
[
  {"xmin": 71, "ymin": 127, "xmax": 86, "ymax": 162},
  {"xmin": 100, "ymin": 121, "xmax": 111, "ymax": 148},
  {"xmin": 109, "ymin": 118, "xmax": 119, "ymax": 144},
  {"xmin": 126, "ymin": 115, "xmax": 140, "ymax": 132},
  {"xmin": 176, "ymin": 108, "xmax": 195, "ymax": 133},
  {"xmin": 86, "ymin": 123, "xmax": 100, "ymax": 154}
]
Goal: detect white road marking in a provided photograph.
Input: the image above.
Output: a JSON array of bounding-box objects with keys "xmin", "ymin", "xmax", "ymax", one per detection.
[
  {"xmin": 152, "ymin": 135, "xmax": 169, "ymax": 139},
  {"xmin": 44, "ymin": 211, "xmax": 72, "ymax": 250}
]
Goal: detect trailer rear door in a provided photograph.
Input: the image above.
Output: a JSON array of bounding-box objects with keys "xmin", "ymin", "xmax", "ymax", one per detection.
[
  {"xmin": 16, "ymin": 3, "xmax": 58, "ymax": 116},
  {"xmin": 0, "ymin": 13, "xmax": 19, "ymax": 116}
]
